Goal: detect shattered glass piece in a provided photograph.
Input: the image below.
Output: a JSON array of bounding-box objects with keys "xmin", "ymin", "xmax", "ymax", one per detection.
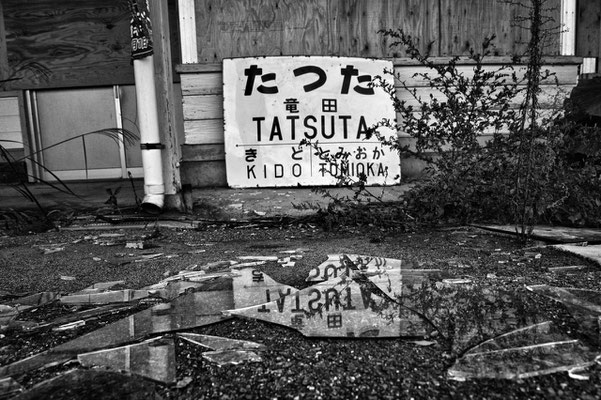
[
  {"xmin": 403, "ymin": 281, "xmax": 543, "ymax": 353},
  {"xmin": 553, "ymin": 244, "xmax": 601, "ymax": 266},
  {"xmin": 448, "ymin": 322, "xmax": 598, "ymax": 380},
  {"xmin": 8, "ymin": 292, "xmax": 59, "ymax": 311},
  {"xmin": 78, "ymin": 336, "xmax": 176, "ymax": 384},
  {"xmin": 0, "ymin": 350, "xmax": 72, "ymax": 378},
  {"xmin": 202, "ymin": 350, "xmax": 262, "ymax": 366},
  {"xmin": 238, "ymin": 255, "xmax": 278, "ymax": 261},
  {"xmin": 231, "ymin": 261, "xmax": 267, "ymax": 269},
  {"xmin": 0, "ymin": 305, "xmax": 18, "ymax": 326},
  {"xmin": 12, "ymin": 369, "xmax": 158, "ymax": 400},
  {"xmin": 71, "ymin": 280, "xmax": 126, "ymax": 295},
  {"xmin": 229, "ymin": 274, "xmax": 429, "ymax": 338},
  {"xmin": 148, "ymin": 271, "xmax": 237, "ymax": 289},
  {"xmin": 462, "ymin": 321, "xmax": 566, "ymax": 352},
  {"xmin": 0, "ymin": 289, "xmax": 234, "ymax": 378},
  {"xmin": 177, "ymin": 332, "xmax": 266, "ymax": 351},
  {"xmin": 526, "ymin": 285, "xmax": 601, "ymax": 343},
  {"xmin": 0, "ymin": 376, "xmax": 23, "ymax": 399},
  {"xmin": 41, "ymin": 303, "xmax": 137, "ymax": 329},
  {"xmin": 52, "ymin": 320, "xmax": 86, "ymax": 331},
  {"xmin": 306, "ymin": 254, "xmax": 403, "ymax": 282},
  {"xmin": 59, "ymin": 289, "xmax": 158, "ymax": 305},
  {"xmin": 0, "ymin": 320, "xmax": 39, "ymax": 333},
  {"xmin": 232, "ymin": 268, "xmax": 297, "ymax": 309},
  {"xmin": 548, "ymin": 265, "xmax": 587, "ymax": 273}
]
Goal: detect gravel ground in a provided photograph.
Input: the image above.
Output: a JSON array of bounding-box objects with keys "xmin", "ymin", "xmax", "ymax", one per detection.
[{"xmin": 1, "ymin": 222, "xmax": 601, "ymax": 399}]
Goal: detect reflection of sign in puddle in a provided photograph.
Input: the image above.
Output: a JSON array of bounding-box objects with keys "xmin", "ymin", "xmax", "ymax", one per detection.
[{"xmin": 229, "ymin": 267, "xmax": 429, "ymax": 338}]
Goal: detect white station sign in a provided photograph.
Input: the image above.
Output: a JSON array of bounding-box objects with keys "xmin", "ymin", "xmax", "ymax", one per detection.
[{"xmin": 223, "ymin": 56, "xmax": 400, "ymax": 188}]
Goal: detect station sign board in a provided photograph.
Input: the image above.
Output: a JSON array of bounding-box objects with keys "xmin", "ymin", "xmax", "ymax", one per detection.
[{"xmin": 223, "ymin": 56, "xmax": 400, "ymax": 188}]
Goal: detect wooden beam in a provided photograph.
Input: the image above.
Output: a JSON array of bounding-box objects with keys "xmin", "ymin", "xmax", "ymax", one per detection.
[
  {"xmin": 177, "ymin": 0, "xmax": 198, "ymax": 63},
  {"xmin": 149, "ymin": 0, "xmax": 184, "ymax": 205}
]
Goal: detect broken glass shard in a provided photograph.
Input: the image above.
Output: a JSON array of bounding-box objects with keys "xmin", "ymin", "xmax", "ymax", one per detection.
[
  {"xmin": 38, "ymin": 303, "xmax": 137, "ymax": 330},
  {"xmin": 178, "ymin": 332, "xmax": 265, "ymax": 366},
  {"xmin": 12, "ymin": 369, "xmax": 158, "ymax": 400},
  {"xmin": 552, "ymin": 244, "xmax": 601, "ymax": 266},
  {"xmin": 0, "ymin": 376, "xmax": 23, "ymax": 399},
  {"xmin": 232, "ymin": 268, "xmax": 298, "ymax": 310},
  {"xmin": 526, "ymin": 285, "xmax": 601, "ymax": 343},
  {"xmin": 59, "ymin": 289, "xmax": 159, "ymax": 305},
  {"xmin": 177, "ymin": 332, "xmax": 266, "ymax": 351},
  {"xmin": 202, "ymin": 350, "xmax": 262, "ymax": 366},
  {"xmin": 547, "ymin": 265, "xmax": 588, "ymax": 274},
  {"xmin": 7, "ymin": 292, "xmax": 59, "ymax": 311},
  {"xmin": 0, "ymin": 288, "xmax": 234, "ymax": 378},
  {"xmin": 77, "ymin": 336, "xmax": 176, "ymax": 384},
  {"xmin": 0, "ymin": 305, "xmax": 17, "ymax": 326},
  {"xmin": 60, "ymin": 278, "xmax": 213, "ymax": 305},
  {"xmin": 70, "ymin": 280, "xmax": 126, "ymax": 295},
  {"xmin": 448, "ymin": 322, "xmax": 599, "ymax": 380},
  {"xmin": 228, "ymin": 273, "xmax": 429, "ymax": 338}
]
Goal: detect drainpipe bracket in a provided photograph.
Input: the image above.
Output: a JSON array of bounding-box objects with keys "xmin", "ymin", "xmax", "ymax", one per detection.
[{"xmin": 140, "ymin": 143, "xmax": 165, "ymax": 150}]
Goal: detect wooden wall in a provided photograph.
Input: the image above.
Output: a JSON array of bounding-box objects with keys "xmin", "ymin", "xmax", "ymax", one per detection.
[
  {"xmin": 0, "ymin": 0, "xmax": 181, "ymax": 90},
  {"xmin": 577, "ymin": 0, "xmax": 601, "ymax": 58},
  {"xmin": 178, "ymin": 57, "xmax": 581, "ymax": 186},
  {"xmin": 192, "ymin": 0, "xmax": 563, "ymax": 63}
]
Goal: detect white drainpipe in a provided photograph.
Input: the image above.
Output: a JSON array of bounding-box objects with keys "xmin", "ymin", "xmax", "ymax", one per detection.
[{"xmin": 133, "ymin": 55, "xmax": 165, "ymax": 214}]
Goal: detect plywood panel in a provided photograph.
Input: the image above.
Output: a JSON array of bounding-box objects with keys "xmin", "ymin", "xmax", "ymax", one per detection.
[
  {"xmin": 191, "ymin": 0, "xmax": 567, "ymax": 61},
  {"xmin": 332, "ymin": 0, "xmax": 439, "ymax": 58},
  {"xmin": 2, "ymin": 0, "xmax": 133, "ymax": 89},
  {"xmin": 182, "ymin": 94, "xmax": 223, "ymax": 119},
  {"xmin": 439, "ymin": 0, "xmax": 522, "ymax": 56},
  {"xmin": 577, "ymin": 0, "xmax": 601, "ymax": 57},
  {"xmin": 194, "ymin": 0, "xmax": 334, "ymax": 63}
]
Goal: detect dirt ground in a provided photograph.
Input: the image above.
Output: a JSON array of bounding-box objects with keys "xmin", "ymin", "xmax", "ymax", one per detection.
[{"xmin": 1, "ymin": 221, "xmax": 601, "ymax": 399}]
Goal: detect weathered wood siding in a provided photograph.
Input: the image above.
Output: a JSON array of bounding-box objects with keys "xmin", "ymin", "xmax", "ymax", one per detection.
[
  {"xmin": 179, "ymin": 57, "xmax": 581, "ymax": 186},
  {"xmin": 577, "ymin": 0, "xmax": 601, "ymax": 58},
  {"xmin": 1, "ymin": 0, "xmax": 181, "ymax": 90},
  {"xmin": 179, "ymin": 0, "xmax": 594, "ymax": 186},
  {"xmin": 192, "ymin": 0, "xmax": 563, "ymax": 63}
]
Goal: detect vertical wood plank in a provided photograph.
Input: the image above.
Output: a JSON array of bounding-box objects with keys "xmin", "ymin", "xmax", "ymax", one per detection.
[
  {"xmin": 560, "ymin": 0, "xmax": 576, "ymax": 55},
  {"xmin": 178, "ymin": 0, "xmax": 198, "ymax": 63}
]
